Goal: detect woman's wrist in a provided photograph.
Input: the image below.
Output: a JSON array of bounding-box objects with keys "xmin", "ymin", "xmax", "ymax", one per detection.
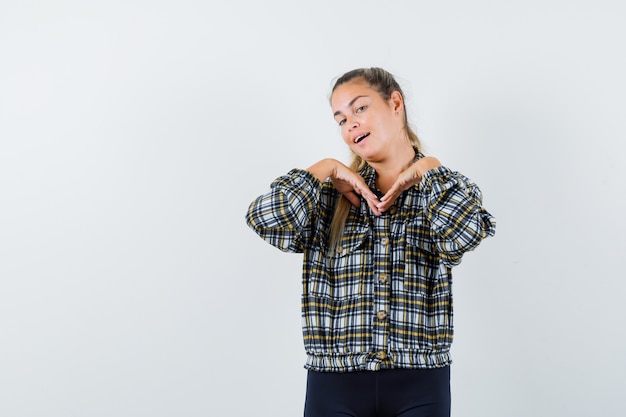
[{"xmin": 306, "ymin": 158, "xmax": 338, "ymax": 182}]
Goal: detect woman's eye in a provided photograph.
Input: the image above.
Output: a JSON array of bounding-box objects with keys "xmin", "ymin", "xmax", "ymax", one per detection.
[
  {"xmin": 356, "ymin": 105, "xmax": 367, "ymax": 113},
  {"xmin": 338, "ymin": 119, "xmax": 346, "ymax": 126}
]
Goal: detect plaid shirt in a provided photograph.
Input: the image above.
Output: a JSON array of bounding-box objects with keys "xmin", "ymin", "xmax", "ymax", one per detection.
[{"xmin": 246, "ymin": 157, "xmax": 496, "ymax": 372}]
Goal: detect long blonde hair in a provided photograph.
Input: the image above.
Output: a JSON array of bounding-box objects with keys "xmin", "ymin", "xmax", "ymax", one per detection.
[{"xmin": 328, "ymin": 68, "xmax": 422, "ymax": 250}]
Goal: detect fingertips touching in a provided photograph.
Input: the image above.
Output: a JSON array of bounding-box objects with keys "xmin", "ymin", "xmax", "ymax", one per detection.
[{"xmin": 369, "ymin": 203, "xmax": 382, "ymax": 216}]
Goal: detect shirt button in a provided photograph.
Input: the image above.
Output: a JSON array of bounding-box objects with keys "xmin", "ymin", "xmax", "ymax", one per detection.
[
  {"xmin": 380, "ymin": 237, "xmax": 389, "ymax": 246},
  {"xmin": 376, "ymin": 351, "xmax": 387, "ymax": 360},
  {"xmin": 336, "ymin": 246, "xmax": 344, "ymax": 254},
  {"xmin": 379, "ymin": 274, "xmax": 388, "ymax": 285},
  {"xmin": 376, "ymin": 310, "xmax": 388, "ymax": 320},
  {"xmin": 389, "ymin": 206, "xmax": 397, "ymax": 215}
]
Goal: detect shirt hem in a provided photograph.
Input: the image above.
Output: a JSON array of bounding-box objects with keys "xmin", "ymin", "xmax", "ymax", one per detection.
[{"xmin": 303, "ymin": 350, "xmax": 452, "ymax": 372}]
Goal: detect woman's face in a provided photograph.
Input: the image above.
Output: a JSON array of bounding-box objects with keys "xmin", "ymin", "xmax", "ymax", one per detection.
[{"xmin": 330, "ymin": 79, "xmax": 404, "ymax": 163}]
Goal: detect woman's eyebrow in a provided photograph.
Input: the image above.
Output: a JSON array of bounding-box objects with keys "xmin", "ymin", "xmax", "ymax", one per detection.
[{"xmin": 333, "ymin": 95, "xmax": 367, "ymax": 117}]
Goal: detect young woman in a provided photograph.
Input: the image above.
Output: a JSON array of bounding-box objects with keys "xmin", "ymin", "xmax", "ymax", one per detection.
[{"xmin": 246, "ymin": 67, "xmax": 496, "ymax": 417}]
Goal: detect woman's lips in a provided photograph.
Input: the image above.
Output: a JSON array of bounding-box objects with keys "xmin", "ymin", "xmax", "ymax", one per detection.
[{"xmin": 354, "ymin": 133, "xmax": 370, "ymax": 144}]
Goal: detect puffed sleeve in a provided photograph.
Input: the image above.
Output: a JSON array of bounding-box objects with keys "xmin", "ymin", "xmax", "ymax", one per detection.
[
  {"xmin": 245, "ymin": 168, "xmax": 322, "ymax": 253},
  {"xmin": 421, "ymin": 166, "xmax": 496, "ymax": 267}
]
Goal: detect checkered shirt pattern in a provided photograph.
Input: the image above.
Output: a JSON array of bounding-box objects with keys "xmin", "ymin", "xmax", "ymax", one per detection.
[{"xmin": 246, "ymin": 157, "xmax": 496, "ymax": 372}]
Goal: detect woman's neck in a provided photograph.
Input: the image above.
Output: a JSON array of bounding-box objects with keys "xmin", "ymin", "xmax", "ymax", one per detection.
[{"xmin": 371, "ymin": 144, "xmax": 416, "ymax": 194}]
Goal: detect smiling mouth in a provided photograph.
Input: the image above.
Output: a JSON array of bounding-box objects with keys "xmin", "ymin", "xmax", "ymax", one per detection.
[{"xmin": 354, "ymin": 133, "xmax": 370, "ymax": 144}]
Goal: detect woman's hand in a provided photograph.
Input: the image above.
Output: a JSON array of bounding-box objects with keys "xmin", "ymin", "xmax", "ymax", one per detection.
[
  {"xmin": 378, "ymin": 156, "xmax": 442, "ymax": 213},
  {"xmin": 307, "ymin": 159, "xmax": 382, "ymax": 216}
]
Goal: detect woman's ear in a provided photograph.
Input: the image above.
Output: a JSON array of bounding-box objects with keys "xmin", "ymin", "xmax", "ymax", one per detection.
[{"xmin": 390, "ymin": 90, "xmax": 404, "ymax": 113}]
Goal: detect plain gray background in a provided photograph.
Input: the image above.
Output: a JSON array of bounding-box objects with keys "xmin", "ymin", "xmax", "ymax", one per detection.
[{"xmin": 1, "ymin": 1, "xmax": 624, "ymax": 416}]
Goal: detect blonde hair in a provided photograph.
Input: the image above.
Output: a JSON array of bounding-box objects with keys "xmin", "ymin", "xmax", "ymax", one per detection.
[{"xmin": 328, "ymin": 68, "xmax": 422, "ymax": 250}]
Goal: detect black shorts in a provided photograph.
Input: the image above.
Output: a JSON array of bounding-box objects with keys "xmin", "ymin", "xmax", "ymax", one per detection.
[{"xmin": 304, "ymin": 366, "xmax": 451, "ymax": 417}]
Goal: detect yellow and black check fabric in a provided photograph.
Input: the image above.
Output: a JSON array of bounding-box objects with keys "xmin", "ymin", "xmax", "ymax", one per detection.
[{"xmin": 246, "ymin": 159, "xmax": 496, "ymax": 372}]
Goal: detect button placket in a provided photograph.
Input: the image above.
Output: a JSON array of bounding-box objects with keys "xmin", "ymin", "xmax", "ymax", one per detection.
[{"xmin": 370, "ymin": 208, "xmax": 392, "ymax": 366}]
